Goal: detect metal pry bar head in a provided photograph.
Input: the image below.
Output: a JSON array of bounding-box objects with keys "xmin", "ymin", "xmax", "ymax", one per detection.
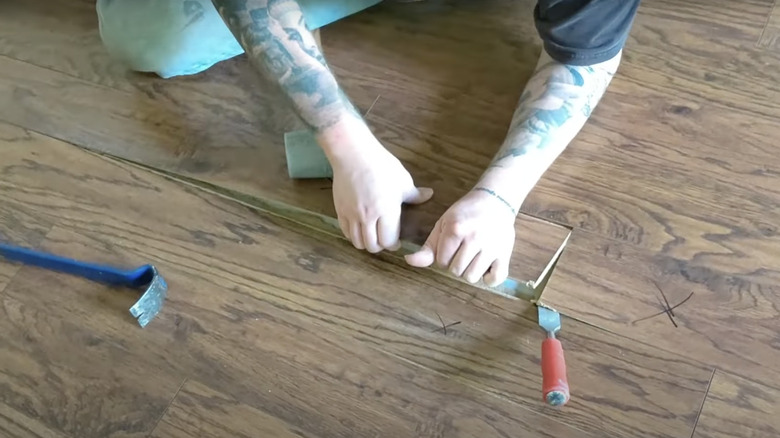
[
  {"xmin": 537, "ymin": 305, "xmax": 562, "ymax": 337},
  {"xmin": 127, "ymin": 265, "xmax": 168, "ymax": 328},
  {"xmin": 0, "ymin": 243, "xmax": 168, "ymax": 327}
]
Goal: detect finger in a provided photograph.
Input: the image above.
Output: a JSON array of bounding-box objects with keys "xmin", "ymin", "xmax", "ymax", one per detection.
[
  {"xmin": 464, "ymin": 251, "xmax": 495, "ymax": 284},
  {"xmin": 377, "ymin": 211, "xmax": 401, "ymax": 250},
  {"xmin": 362, "ymin": 220, "xmax": 382, "ymax": 253},
  {"xmin": 405, "ymin": 221, "xmax": 441, "ymax": 267},
  {"xmin": 338, "ymin": 216, "xmax": 350, "ymax": 240},
  {"xmin": 435, "ymin": 231, "xmax": 463, "ymax": 269},
  {"xmin": 484, "ymin": 257, "xmax": 510, "ymax": 287},
  {"xmin": 405, "ymin": 245, "xmax": 434, "ymax": 267},
  {"xmin": 350, "ymin": 221, "xmax": 365, "ymax": 250},
  {"xmin": 404, "ymin": 187, "xmax": 434, "ymax": 205},
  {"xmin": 448, "ymin": 242, "xmax": 480, "ymax": 277}
]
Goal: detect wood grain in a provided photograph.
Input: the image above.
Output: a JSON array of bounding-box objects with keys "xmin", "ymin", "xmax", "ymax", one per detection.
[
  {"xmin": 0, "ymin": 402, "xmax": 71, "ymax": 438},
  {"xmin": 693, "ymin": 371, "xmax": 780, "ymax": 438},
  {"xmin": 540, "ymin": 228, "xmax": 780, "ymax": 386},
  {"xmin": 0, "ymin": 290, "xmax": 184, "ymax": 438},
  {"xmin": 0, "ymin": 0, "xmax": 570, "ymax": 287},
  {"xmin": 2, "ymin": 0, "xmax": 776, "ymax": 435},
  {"xmin": 0, "ymin": 207, "xmax": 52, "ymax": 292},
  {"xmin": 623, "ymin": 0, "xmax": 780, "ymax": 118},
  {"xmin": 0, "ymin": 137, "xmax": 54, "ymax": 291},
  {"xmin": 149, "ymin": 381, "xmax": 313, "ymax": 438},
  {"xmin": 0, "ymin": 122, "xmax": 712, "ymax": 437}
]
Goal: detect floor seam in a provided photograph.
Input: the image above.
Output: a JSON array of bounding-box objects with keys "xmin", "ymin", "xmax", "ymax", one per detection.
[
  {"xmin": 372, "ymin": 345, "xmax": 599, "ymax": 438},
  {"xmin": 690, "ymin": 368, "xmax": 716, "ymax": 438},
  {"xmin": 0, "ymin": 52, "xmax": 138, "ymax": 96},
  {"xmin": 147, "ymin": 376, "xmax": 188, "ymax": 438},
  {"xmin": 757, "ymin": 0, "xmax": 778, "ymax": 48}
]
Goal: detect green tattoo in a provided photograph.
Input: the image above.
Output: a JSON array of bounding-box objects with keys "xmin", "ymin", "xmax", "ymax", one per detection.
[
  {"xmin": 212, "ymin": 0, "xmax": 359, "ymax": 131},
  {"xmin": 491, "ymin": 60, "xmax": 614, "ymax": 168}
]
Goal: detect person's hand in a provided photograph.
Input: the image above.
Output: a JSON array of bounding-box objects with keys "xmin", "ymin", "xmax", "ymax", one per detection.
[
  {"xmin": 404, "ymin": 188, "xmax": 517, "ymax": 286},
  {"xmin": 323, "ymin": 123, "xmax": 433, "ymax": 253}
]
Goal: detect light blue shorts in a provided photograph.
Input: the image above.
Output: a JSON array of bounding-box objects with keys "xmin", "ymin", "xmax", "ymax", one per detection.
[{"xmin": 96, "ymin": 0, "xmax": 382, "ymax": 78}]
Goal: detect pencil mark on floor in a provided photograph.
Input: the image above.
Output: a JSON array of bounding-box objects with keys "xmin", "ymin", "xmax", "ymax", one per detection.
[
  {"xmin": 433, "ymin": 312, "xmax": 461, "ymax": 335},
  {"xmin": 633, "ymin": 282, "xmax": 694, "ymax": 327}
]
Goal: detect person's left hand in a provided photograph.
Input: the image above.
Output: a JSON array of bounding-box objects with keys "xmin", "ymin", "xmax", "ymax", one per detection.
[{"xmin": 404, "ymin": 188, "xmax": 517, "ymax": 287}]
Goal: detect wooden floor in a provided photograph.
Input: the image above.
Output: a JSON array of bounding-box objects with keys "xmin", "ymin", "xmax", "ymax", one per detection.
[{"xmin": 1, "ymin": 0, "xmax": 779, "ymax": 437}]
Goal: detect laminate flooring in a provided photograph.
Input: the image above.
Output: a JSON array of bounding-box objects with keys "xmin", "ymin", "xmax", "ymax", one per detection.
[
  {"xmin": 1, "ymin": 0, "xmax": 779, "ymax": 436},
  {"xmin": 0, "ymin": 121, "xmax": 710, "ymax": 437}
]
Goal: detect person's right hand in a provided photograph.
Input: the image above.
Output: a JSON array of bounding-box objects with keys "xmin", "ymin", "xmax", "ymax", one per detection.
[{"xmin": 321, "ymin": 123, "xmax": 433, "ymax": 254}]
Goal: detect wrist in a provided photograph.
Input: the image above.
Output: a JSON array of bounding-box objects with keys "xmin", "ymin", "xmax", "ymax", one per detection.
[
  {"xmin": 315, "ymin": 114, "xmax": 373, "ymax": 159},
  {"xmin": 474, "ymin": 168, "xmax": 535, "ymax": 212}
]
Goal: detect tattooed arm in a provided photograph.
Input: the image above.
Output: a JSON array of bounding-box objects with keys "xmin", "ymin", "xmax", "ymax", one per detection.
[
  {"xmin": 406, "ymin": 50, "xmax": 621, "ymax": 286},
  {"xmin": 211, "ymin": 0, "xmax": 359, "ymax": 131},
  {"xmin": 476, "ymin": 49, "xmax": 621, "ymax": 209},
  {"xmin": 212, "ymin": 0, "xmax": 432, "ymax": 254}
]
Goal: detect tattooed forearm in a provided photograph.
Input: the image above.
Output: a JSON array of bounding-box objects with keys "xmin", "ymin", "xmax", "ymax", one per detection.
[
  {"xmin": 489, "ymin": 51, "xmax": 621, "ymax": 169},
  {"xmin": 211, "ymin": 0, "xmax": 359, "ymax": 131},
  {"xmin": 469, "ymin": 51, "xmax": 622, "ymax": 214}
]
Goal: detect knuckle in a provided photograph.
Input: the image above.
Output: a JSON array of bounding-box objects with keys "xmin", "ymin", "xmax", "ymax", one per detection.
[
  {"xmin": 357, "ymin": 205, "xmax": 376, "ymax": 221},
  {"xmin": 445, "ymin": 221, "xmax": 472, "ymax": 238},
  {"xmin": 357, "ymin": 203, "xmax": 383, "ymax": 221}
]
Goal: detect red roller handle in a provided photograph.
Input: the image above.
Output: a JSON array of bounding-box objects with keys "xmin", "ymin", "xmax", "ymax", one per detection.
[{"xmin": 542, "ymin": 338, "xmax": 570, "ymax": 406}]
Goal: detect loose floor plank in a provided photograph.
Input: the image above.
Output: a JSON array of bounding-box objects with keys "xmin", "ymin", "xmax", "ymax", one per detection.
[
  {"xmin": 0, "ymin": 122, "xmax": 712, "ymax": 437},
  {"xmin": 693, "ymin": 371, "xmax": 780, "ymax": 438}
]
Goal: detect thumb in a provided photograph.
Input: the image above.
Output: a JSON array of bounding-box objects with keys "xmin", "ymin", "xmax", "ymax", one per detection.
[
  {"xmin": 404, "ymin": 187, "xmax": 434, "ymax": 205},
  {"xmin": 405, "ymin": 221, "xmax": 440, "ymax": 267},
  {"xmin": 405, "ymin": 244, "xmax": 435, "ymax": 267}
]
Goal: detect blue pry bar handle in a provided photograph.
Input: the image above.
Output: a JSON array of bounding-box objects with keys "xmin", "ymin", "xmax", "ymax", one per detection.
[{"xmin": 0, "ymin": 243, "xmax": 155, "ymax": 288}]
